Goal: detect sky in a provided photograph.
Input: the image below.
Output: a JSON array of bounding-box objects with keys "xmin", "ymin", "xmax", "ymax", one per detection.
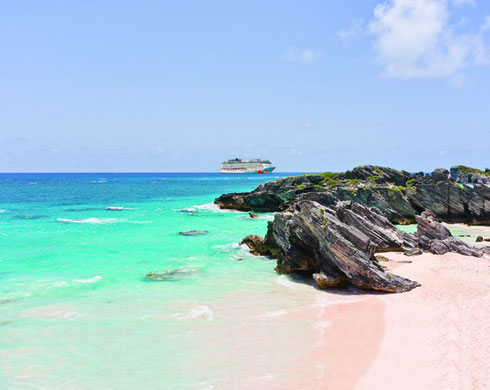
[{"xmin": 0, "ymin": 0, "xmax": 489, "ymax": 173}]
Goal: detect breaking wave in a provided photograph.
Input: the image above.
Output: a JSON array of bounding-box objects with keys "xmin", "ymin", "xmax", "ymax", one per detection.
[
  {"xmin": 174, "ymin": 207, "xmax": 198, "ymax": 213},
  {"xmin": 194, "ymin": 203, "xmax": 240, "ymax": 213},
  {"xmin": 74, "ymin": 275, "xmax": 103, "ymax": 284},
  {"xmin": 56, "ymin": 218, "xmax": 119, "ymax": 224},
  {"xmin": 172, "ymin": 305, "xmax": 215, "ymax": 320}
]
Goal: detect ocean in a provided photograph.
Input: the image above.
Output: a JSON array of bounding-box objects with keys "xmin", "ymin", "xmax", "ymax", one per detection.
[
  {"xmin": 0, "ymin": 172, "xmax": 338, "ymax": 389},
  {"xmin": 1, "ymin": 173, "xmax": 485, "ymax": 389}
]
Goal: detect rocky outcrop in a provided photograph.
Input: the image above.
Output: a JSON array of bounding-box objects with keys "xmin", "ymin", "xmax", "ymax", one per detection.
[
  {"xmin": 450, "ymin": 165, "xmax": 490, "ymax": 184},
  {"xmin": 242, "ymin": 200, "xmax": 490, "ymax": 293},
  {"xmin": 240, "ymin": 235, "xmax": 271, "ymax": 256},
  {"xmin": 261, "ymin": 200, "xmax": 421, "ymax": 293},
  {"xmin": 215, "ymin": 165, "xmax": 490, "ymax": 225},
  {"xmin": 415, "ymin": 210, "xmax": 487, "ymax": 257}
]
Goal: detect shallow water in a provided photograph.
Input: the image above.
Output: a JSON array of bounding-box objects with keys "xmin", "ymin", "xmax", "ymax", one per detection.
[
  {"xmin": 0, "ymin": 173, "xmax": 365, "ymax": 389},
  {"xmin": 397, "ymin": 223, "xmax": 490, "ymax": 248}
]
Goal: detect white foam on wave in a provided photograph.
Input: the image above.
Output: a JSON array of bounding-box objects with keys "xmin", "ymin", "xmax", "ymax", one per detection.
[
  {"xmin": 213, "ymin": 242, "xmax": 258, "ymax": 261},
  {"xmin": 56, "ymin": 218, "xmax": 119, "ymax": 224},
  {"xmin": 172, "ymin": 305, "xmax": 215, "ymax": 321},
  {"xmin": 276, "ymin": 275, "xmax": 314, "ymax": 291},
  {"xmin": 194, "ymin": 203, "xmax": 240, "ymax": 213},
  {"xmin": 0, "ymin": 210, "xmax": 7, "ymax": 213},
  {"xmin": 188, "ymin": 305, "xmax": 215, "ymax": 320},
  {"xmin": 174, "ymin": 207, "xmax": 198, "ymax": 213},
  {"xmin": 105, "ymin": 206, "xmax": 135, "ymax": 210},
  {"xmin": 213, "ymin": 242, "xmax": 240, "ymax": 251},
  {"xmin": 74, "ymin": 275, "xmax": 102, "ymax": 284}
]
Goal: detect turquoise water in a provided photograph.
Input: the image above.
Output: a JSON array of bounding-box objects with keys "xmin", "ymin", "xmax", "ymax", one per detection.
[
  {"xmin": 1, "ymin": 173, "xmax": 342, "ymax": 389},
  {"xmin": 3, "ymin": 174, "xmax": 487, "ymax": 389}
]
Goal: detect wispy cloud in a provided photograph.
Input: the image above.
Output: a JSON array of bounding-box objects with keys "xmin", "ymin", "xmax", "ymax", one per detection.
[
  {"xmin": 337, "ymin": 18, "xmax": 365, "ymax": 41},
  {"xmin": 367, "ymin": 0, "xmax": 490, "ymax": 80},
  {"xmin": 282, "ymin": 48, "xmax": 322, "ymax": 64}
]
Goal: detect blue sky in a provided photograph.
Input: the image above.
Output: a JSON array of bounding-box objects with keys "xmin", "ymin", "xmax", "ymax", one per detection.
[{"xmin": 1, "ymin": 0, "xmax": 489, "ymax": 172}]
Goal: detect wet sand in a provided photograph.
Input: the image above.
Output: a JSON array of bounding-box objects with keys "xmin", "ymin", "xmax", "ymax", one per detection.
[{"xmin": 183, "ymin": 249, "xmax": 489, "ymax": 390}]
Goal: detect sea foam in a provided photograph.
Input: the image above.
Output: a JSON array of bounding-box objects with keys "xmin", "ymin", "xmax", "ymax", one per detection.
[
  {"xmin": 174, "ymin": 207, "xmax": 198, "ymax": 213},
  {"xmin": 194, "ymin": 203, "xmax": 239, "ymax": 213},
  {"xmin": 56, "ymin": 218, "xmax": 119, "ymax": 224},
  {"xmin": 74, "ymin": 275, "xmax": 103, "ymax": 284}
]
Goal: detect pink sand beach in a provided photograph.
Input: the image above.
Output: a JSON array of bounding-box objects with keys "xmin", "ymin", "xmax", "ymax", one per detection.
[
  {"xmin": 326, "ymin": 251, "xmax": 490, "ymax": 390},
  {"xmin": 178, "ymin": 249, "xmax": 489, "ymax": 389}
]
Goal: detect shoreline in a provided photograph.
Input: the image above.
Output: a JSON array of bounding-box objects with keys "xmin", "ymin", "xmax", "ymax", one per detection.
[{"xmin": 313, "ymin": 251, "xmax": 490, "ymax": 390}]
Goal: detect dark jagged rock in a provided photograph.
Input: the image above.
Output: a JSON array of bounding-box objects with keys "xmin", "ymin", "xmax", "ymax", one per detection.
[
  {"xmin": 240, "ymin": 235, "xmax": 271, "ymax": 256},
  {"xmin": 476, "ymin": 236, "xmax": 483, "ymax": 242},
  {"xmin": 263, "ymin": 200, "xmax": 421, "ymax": 293},
  {"xmin": 415, "ymin": 210, "xmax": 486, "ymax": 257},
  {"xmin": 432, "ymin": 168, "xmax": 449, "ymax": 182},
  {"xmin": 179, "ymin": 230, "xmax": 209, "ymax": 236},
  {"xmin": 450, "ymin": 165, "xmax": 490, "ymax": 184},
  {"xmin": 215, "ymin": 165, "xmax": 490, "ymax": 225}
]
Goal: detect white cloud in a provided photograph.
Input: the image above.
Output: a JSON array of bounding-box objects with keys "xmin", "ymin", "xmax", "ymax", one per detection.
[
  {"xmin": 283, "ymin": 48, "xmax": 322, "ymax": 64},
  {"xmin": 337, "ymin": 18, "xmax": 365, "ymax": 41},
  {"xmin": 368, "ymin": 0, "xmax": 490, "ymax": 79}
]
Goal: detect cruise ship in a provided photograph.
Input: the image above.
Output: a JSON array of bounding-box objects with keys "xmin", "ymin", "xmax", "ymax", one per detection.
[{"xmin": 219, "ymin": 158, "xmax": 275, "ymax": 174}]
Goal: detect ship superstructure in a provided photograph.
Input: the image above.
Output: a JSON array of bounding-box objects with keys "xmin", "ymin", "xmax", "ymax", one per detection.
[{"xmin": 219, "ymin": 158, "xmax": 275, "ymax": 174}]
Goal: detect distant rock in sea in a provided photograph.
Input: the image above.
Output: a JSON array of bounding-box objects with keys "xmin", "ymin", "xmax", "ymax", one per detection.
[{"xmin": 179, "ymin": 230, "xmax": 209, "ymax": 236}]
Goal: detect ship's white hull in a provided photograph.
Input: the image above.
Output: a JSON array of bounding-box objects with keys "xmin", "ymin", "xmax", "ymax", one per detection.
[
  {"xmin": 219, "ymin": 165, "xmax": 275, "ymax": 174},
  {"xmin": 219, "ymin": 158, "xmax": 275, "ymax": 174}
]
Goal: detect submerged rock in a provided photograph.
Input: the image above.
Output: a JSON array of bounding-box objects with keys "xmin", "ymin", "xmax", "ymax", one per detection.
[
  {"xmin": 178, "ymin": 230, "xmax": 209, "ymax": 236},
  {"xmin": 145, "ymin": 268, "xmax": 200, "ymax": 281},
  {"xmin": 415, "ymin": 210, "xmax": 485, "ymax": 257}
]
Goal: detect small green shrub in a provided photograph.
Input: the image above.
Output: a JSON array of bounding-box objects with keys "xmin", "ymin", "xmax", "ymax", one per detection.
[{"xmin": 406, "ymin": 178, "xmax": 416, "ymax": 187}]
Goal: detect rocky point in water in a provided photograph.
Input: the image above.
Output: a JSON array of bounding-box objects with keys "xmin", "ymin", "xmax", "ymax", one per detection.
[
  {"xmin": 242, "ymin": 201, "xmax": 488, "ymax": 292},
  {"xmin": 225, "ymin": 164, "xmax": 490, "ymax": 293},
  {"xmin": 243, "ymin": 200, "xmax": 421, "ymax": 293},
  {"xmin": 215, "ymin": 165, "xmax": 490, "ymax": 225}
]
